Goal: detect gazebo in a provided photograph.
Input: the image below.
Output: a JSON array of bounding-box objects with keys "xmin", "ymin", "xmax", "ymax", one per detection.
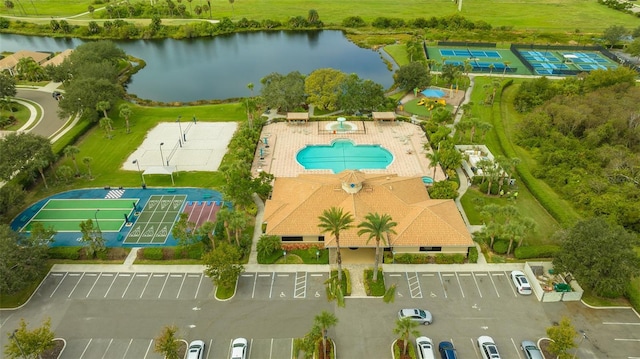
[
  {"xmin": 286, "ymin": 112, "xmax": 309, "ymax": 123},
  {"xmin": 372, "ymin": 111, "xmax": 396, "ymax": 122}
]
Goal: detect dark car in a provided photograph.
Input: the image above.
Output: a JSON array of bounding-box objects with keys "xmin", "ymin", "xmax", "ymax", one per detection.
[{"xmin": 438, "ymin": 341, "xmax": 458, "ymax": 359}]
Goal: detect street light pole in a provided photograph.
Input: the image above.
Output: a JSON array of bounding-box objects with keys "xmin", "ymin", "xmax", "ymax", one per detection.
[
  {"xmin": 10, "ymin": 330, "xmax": 27, "ymax": 359},
  {"xmin": 94, "ymin": 209, "xmax": 101, "ymax": 234},
  {"xmin": 176, "ymin": 115, "xmax": 183, "ymax": 147},
  {"xmin": 159, "ymin": 142, "xmax": 165, "ymax": 166},
  {"xmin": 133, "ymin": 159, "xmax": 145, "ymax": 187}
]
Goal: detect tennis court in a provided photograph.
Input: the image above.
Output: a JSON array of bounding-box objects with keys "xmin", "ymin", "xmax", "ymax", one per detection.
[
  {"xmin": 24, "ymin": 199, "xmax": 137, "ymax": 232},
  {"xmin": 440, "ymin": 49, "xmax": 501, "ymax": 58},
  {"xmin": 124, "ymin": 194, "xmax": 186, "ymax": 244},
  {"xmin": 517, "ymin": 48, "xmax": 618, "ymax": 75}
]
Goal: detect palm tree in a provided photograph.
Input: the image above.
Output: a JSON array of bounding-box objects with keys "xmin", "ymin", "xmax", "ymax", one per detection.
[
  {"xmin": 425, "ymin": 149, "xmax": 441, "ymax": 180},
  {"xmin": 229, "ymin": 210, "xmax": 248, "ymax": 246},
  {"xmin": 394, "ymin": 317, "xmax": 420, "ymax": 355},
  {"xmin": 96, "ymin": 100, "xmax": 111, "ymax": 119},
  {"xmin": 314, "ymin": 311, "xmax": 338, "ymax": 358},
  {"xmin": 99, "ymin": 117, "xmax": 113, "ymax": 139},
  {"xmin": 502, "ymin": 61, "xmax": 511, "ymax": 78},
  {"xmin": 357, "ymin": 213, "xmax": 397, "ymax": 282},
  {"xmin": 33, "ymin": 157, "xmax": 50, "ymax": 189},
  {"xmin": 82, "ymin": 156, "xmax": 93, "ymax": 179},
  {"xmin": 488, "ymin": 63, "xmax": 495, "ymax": 77},
  {"xmin": 216, "ymin": 206, "xmax": 232, "ymax": 242},
  {"xmin": 318, "ymin": 207, "xmax": 354, "ymax": 281},
  {"xmin": 64, "ymin": 145, "xmax": 80, "ymax": 176},
  {"xmin": 119, "ymin": 104, "xmax": 132, "ymax": 134}
]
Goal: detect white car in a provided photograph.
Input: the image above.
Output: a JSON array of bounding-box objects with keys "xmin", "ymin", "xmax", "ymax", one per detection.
[
  {"xmin": 230, "ymin": 338, "xmax": 248, "ymax": 359},
  {"xmin": 187, "ymin": 340, "xmax": 205, "ymax": 359},
  {"xmin": 416, "ymin": 336, "xmax": 435, "ymax": 359},
  {"xmin": 477, "ymin": 336, "xmax": 501, "ymax": 359},
  {"xmin": 511, "ymin": 270, "xmax": 532, "ymax": 295}
]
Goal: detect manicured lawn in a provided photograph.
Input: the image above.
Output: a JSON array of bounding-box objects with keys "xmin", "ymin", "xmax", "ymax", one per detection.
[{"xmin": 1, "ymin": 0, "xmax": 638, "ymax": 32}]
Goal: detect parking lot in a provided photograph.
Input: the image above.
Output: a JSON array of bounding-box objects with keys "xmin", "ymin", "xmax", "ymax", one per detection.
[{"xmin": 5, "ymin": 268, "xmax": 639, "ymax": 359}]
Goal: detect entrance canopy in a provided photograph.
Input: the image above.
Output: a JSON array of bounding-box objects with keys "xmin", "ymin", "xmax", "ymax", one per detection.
[
  {"xmin": 372, "ymin": 112, "xmax": 396, "ymax": 122},
  {"xmin": 143, "ymin": 166, "xmax": 177, "ymax": 184},
  {"xmin": 287, "ymin": 112, "xmax": 309, "ymax": 122}
]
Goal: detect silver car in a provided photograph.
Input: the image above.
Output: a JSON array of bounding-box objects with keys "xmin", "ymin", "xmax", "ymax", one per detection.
[
  {"xmin": 521, "ymin": 340, "xmax": 543, "ymax": 359},
  {"xmin": 398, "ymin": 308, "xmax": 433, "ymax": 325},
  {"xmin": 477, "ymin": 336, "xmax": 501, "ymax": 359},
  {"xmin": 187, "ymin": 340, "xmax": 205, "ymax": 359},
  {"xmin": 511, "ymin": 270, "xmax": 532, "ymax": 295}
]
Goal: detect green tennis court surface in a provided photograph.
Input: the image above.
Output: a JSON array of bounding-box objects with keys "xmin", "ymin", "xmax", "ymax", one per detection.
[
  {"xmin": 124, "ymin": 195, "xmax": 186, "ymax": 244},
  {"xmin": 24, "ymin": 199, "xmax": 138, "ymax": 232}
]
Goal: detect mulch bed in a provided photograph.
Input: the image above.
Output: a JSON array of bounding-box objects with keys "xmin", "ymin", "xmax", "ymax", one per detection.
[
  {"xmin": 41, "ymin": 339, "xmax": 64, "ymax": 359},
  {"xmin": 539, "ymin": 339, "xmax": 554, "ymax": 358}
]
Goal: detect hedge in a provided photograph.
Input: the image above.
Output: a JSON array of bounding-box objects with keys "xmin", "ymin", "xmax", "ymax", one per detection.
[
  {"xmin": 48, "ymin": 246, "xmax": 81, "ymax": 260},
  {"xmin": 514, "ymin": 245, "xmax": 560, "ymax": 259},
  {"xmin": 468, "ymin": 246, "xmax": 479, "ymax": 263},
  {"xmin": 142, "ymin": 247, "xmax": 163, "ymax": 260},
  {"xmin": 493, "ymin": 240, "xmax": 509, "ymax": 254}
]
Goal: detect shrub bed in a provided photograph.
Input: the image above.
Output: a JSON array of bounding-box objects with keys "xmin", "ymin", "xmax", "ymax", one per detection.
[
  {"xmin": 514, "ymin": 245, "xmax": 560, "ymax": 259},
  {"xmin": 364, "ymin": 269, "xmax": 386, "ymax": 296},
  {"xmin": 48, "ymin": 246, "xmax": 81, "ymax": 260}
]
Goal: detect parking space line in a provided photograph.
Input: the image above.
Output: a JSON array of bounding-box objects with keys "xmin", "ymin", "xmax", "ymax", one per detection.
[
  {"xmin": 158, "ymin": 273, "xmax": 170, "ymax": 298},
  {"xmin": 438, "ymin": 273, "xmax": 448, "ymax": 299},
  {"xmin": 294, "ymin": 272, "xmax": 307, "ymax": 298},
  {"xmin": 269, "ymin": 272, "xmax": 276, "ymax": 298},
  {"xmin": 139, "ymin": 274, "xmax": 153, "ymax": 299},
  {"xmin": 455, "ymin": 273, "xmax": 465, "ymax": 298},
  {"xmin": 195, "ymin": 273, "xmax": 204, "ymax": 299},
  {"xmin": 79, "ymin": 338, "xmax": 92, "ymax": 359},
  {"xmin": 206, "ymin": 339, "xmax": 213, "ymax": 358},
  {"xmin": 472, "ymin": 273, "xmax": 483, "ymax": 298},
  {"xmin": 101, "ymin": 338, "xmax": 114, "ymax": 359},
  {"xmin": 144, "ymin": 339, "xmax": 153, "ymax": 358},
  {"xmin": 406, "ymin": 272, "xmax": 422, "ymax": 298},
  {"xmin": 470, "ymin": 337, "xmax": 480, "ymax": 357},
  {"xmin": 270, "ymin": 338, "xmax": 274, "ymax": 359},
  {"xmin": 86, "ymin": 273, "xmax": 102, "ymax": 298},
  {"xmin": 511, "ymin": 337, "xmax": 523, "ymax": 359},
  {"xmin": 50, "ymin": 272, "xmax": 68, "ymax": 298},
  {"xmin": 123, "ymin": 338, "xmax": 133, "ymax": 358},
  {"xmin": 102, "ymin": 273, "xmax": 117, "ymax": 298},
  {"xmin": 177, "ymin": 273, "xmax": 187, "ymax": 298},
  {"xmin": 120, "ymin": 274, "xmax": 134, "ymax": 298},
  {"xmin": 248, "ymin": 338, "xmax": 254, "ymax": 359},
  {"xmin": 68, "ymin": 273, "xmax": 85, "ymax": 298},
  {"xmin": 604, "ymin": 322, "xmax": 640, "ymax": 325},
  {"xmin": 487, "ymin": 272, "xmax": 500, "ymax": 297},
  {"xmin": 615, "ymin": 338, "xmax": 640, "ymax": 341},
  {"xmin": 250, "ymin": 273, "xmax": 259, "ymax": 298},
  {"xmin": 505, "ymin": 271, "xmax": 519, "ymax": 297}
]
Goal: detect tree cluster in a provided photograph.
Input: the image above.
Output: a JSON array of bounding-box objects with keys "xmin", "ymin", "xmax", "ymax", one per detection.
[
  {"xmin": 514, "ymin": 68, "xmax": 640, "ymax": 232},
  {"xmin": 261, "ymin": 69, "xmax": 389, "ymax": 114}
]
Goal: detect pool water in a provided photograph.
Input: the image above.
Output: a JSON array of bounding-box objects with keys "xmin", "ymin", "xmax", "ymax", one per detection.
[
  {"xmin": 296, "ymin": 139, "xmax": 393, "ymax": 173},
  {"xmin": 421, "ymin": 88, "xmax": 445, "ymax": 98}
]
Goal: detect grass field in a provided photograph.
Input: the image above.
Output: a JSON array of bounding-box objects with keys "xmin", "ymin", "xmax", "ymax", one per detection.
[{"xmin": 1, "ymin": 0, "xmax": 638, "ymax": 32}]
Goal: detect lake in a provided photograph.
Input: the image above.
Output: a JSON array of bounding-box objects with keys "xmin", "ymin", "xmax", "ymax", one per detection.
[{"xmin": 0, "ymin": 31, "xmax": 394, "ymax": 102}]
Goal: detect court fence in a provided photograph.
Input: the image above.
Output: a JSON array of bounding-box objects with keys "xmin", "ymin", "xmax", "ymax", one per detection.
[{"xmin": 437, "ymin": 41, "xmax": 497, "ymax": 48}]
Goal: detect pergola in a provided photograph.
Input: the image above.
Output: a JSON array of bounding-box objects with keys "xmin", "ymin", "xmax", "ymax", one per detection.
[
  {"xmin": 286, "ymin": 112, "xmax": 309, "ymax": 123},
  {"xmin": 372, "ymin": 111, "xmax": 396, "ymax": 122},
  {"xmin": 143, "ymin": 166, "xmax": 177, "ymax": 185}
]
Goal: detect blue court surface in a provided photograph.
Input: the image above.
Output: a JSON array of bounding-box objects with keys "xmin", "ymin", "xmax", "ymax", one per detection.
[
  {"xmin": 11, "ymin": 187, "xmax": 223, "ymax": 247},
  {"xmin": 440, "ymin": 49, "xmax": 501, "ymax": 58}
]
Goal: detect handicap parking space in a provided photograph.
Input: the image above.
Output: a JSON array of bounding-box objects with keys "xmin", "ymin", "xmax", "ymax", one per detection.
[
  {"xmin": 383, "ymin": 272, "xmax": 411, "ymax": 299},
  {"xmin": 235, "ymin": 272, "xmax": 329, "ymax": 300},
  {"xmin": 417, "ymin": 272, "xmax": 445, "ymax": 300}
]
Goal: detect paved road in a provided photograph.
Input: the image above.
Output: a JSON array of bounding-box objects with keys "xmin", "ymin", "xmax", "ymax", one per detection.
[{"xmin": 16, "ymin": 86, "xmax": 68, "ymax": 139}]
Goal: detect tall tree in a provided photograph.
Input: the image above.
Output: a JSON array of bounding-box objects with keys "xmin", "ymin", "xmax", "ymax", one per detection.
[
  {"xmin": 546, "ymin": 316, "xmax": 577, "ymax": 359},
  {"xmin": 304, "ymin": 68, "xmax": 347, "ymax": 111},
  {"xmin": 357, "ymin": 213, "xmax": 397, "ymax": 281},
  {"xmin": 553, "ymin": 218, "xmax": 640, "ymax": 297},
  {"xmin": 393, "ymin": 62, "xmax": 431, "ymax": 92},
  {"xmin": 82, "ymin": 156, "xmax": 93, "ymax": 178},
  {"xmin": 63, "ymin": 145, "xmax": 81, "ymax": 176},
  {"xmin": 172, "ymin": 213, "xmax": 197, "ymax": 247},
  {"xmin": 4, "ymin": 318, "xmax": 55, "ymax": 359},
  {"xmin": 260, "ymin": 71, "xmax": 306, "ymax": 112},
  {"xmin": 424, "ymin": 149, "xmax": 441, "ymax": 180},
  {"xmin": 393, "ymin": 317, "xmax": 420, "ymax": 355},
  {"xmin": 119, "ymin": 104, "xmax": 132, "ymax": 134},
  {"xmin": 0, "ymin": 224, "xmax": 50, "ymax": 295},
  {"xmin": 153, "ymin": 325, "xmax": 180, "ymax": 359},
  {"xmin": 314, "ymin": 311, "xmax": 338, "ymax": 358},
  {"xmin": 317, "ymin": 207, "xmax": 354, "ymax": 281},
  {"xmin": 228, "ymin": 210, "xmax": 248, "ymax": 246},
  {"xmin": 602, "ymin": 25, "xmax": 627, "ymax": 48},
  {"xmin": 79, "ymin": 219, "xmax": 105, "ymax": 258},
  {"xmin": 0, "ymin": 73, "xmax": 17, "ymax": 99},
  {"xmin": 203, "ymin": 241, "xmax": 245, "ymax": 290}
]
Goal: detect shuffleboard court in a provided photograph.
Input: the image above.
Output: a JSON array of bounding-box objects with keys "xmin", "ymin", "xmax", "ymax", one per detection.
[
  {"xmin": 124, "ymin": 195, "xmax": 186, "ymax": 244},
  {"xmin": 24, "ymin": 199, "xmax": 137, "ymax": 232}
]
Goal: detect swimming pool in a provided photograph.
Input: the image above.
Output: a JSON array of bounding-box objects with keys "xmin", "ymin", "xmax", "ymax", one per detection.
[
  {"xmin": 296, "ymin": 139, "xmax": 393, "ymax": 173},
  {"xmin": 421, "ymin": 88, "xmax": 445, "ymax": 98}
]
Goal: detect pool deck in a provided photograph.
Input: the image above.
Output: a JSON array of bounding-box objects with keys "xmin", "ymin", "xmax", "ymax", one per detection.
[{"xmin": 252, "ymin": 121, "xmax": 446, "ymax": 180}]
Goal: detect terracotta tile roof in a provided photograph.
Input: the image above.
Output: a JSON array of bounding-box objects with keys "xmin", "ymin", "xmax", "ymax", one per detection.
[
  {"xmin": 264, "ymin": 171, "xmax": 473, "ymax": 249},
  {"xmin": 42, "ymin": 49, "xmax": 73, "ymax": 67},
  {"xmin": 0, "ymin": 50, "xmax": 50, "ymax": 71}
]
